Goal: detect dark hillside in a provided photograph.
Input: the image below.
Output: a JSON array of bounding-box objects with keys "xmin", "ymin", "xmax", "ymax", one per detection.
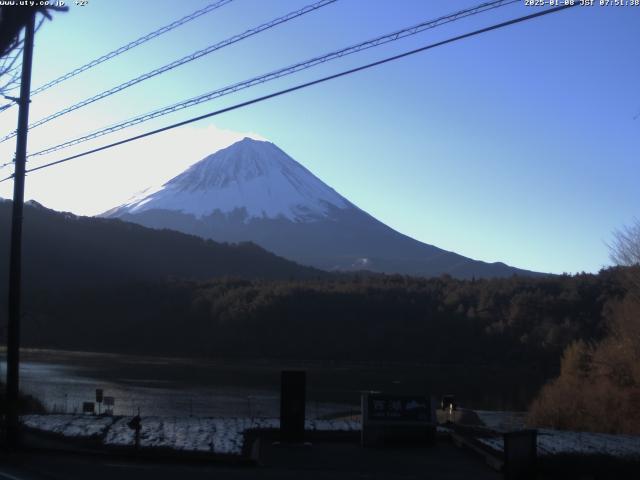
[{"xmin": 0, "ymin": 200, "xmax": 323, "ymax": 297}]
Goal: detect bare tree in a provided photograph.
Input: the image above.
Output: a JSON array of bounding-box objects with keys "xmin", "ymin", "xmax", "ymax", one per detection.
[
  {"xmin": 0, "ymin": 41, "xmax": 24, "ymax": 108},
  {"xmin": 610, "ymin": 219, "xmax": 640, "ymax": 300},
  {"xmin": 0, "ymin": 6, "xmax": 66, "ymax": 108},
  {"xmin": 610, "ymin": 219, "xmax": 640, "ymax": 266}
]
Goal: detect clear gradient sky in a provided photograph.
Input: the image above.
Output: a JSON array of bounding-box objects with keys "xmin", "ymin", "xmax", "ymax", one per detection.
[{"xmin": 0, "ymin": 0, "xmax": 638, "ymax": 275}]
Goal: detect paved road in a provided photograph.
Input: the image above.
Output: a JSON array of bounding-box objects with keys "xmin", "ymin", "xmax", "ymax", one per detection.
[{"xmin": 0, "ymin": 441, "xmax": 501, "ymax": 480}]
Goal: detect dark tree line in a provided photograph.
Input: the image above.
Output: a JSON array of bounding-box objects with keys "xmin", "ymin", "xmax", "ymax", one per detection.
[{"xmin": 14, "ymin": 268, "xmax": 630, "ymax": 375}]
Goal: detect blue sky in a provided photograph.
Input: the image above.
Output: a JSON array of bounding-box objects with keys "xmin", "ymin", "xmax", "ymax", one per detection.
[{"xmin": 0, "ymin": 0, "xmax": 638, "ymax": 274}]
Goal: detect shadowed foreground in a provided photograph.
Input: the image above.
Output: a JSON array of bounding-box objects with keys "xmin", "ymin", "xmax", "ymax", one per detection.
[{"xmin": 0, "ymin": 441, "xmax": 501, "ymax": 480}]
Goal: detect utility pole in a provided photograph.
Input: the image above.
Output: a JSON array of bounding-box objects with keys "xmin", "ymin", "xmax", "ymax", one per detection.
[{"xmin": 6, "ymin": 11, "xmax": 36, "ymax": 448}]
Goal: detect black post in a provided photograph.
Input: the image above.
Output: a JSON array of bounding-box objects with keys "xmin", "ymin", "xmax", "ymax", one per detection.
[
  {"xmin": 504, "ymin": 430, "xmax": 538, "ymax": 480},
  {"xmin": 6, "ymin": 11, "xmax": 36, "ymax": 448},
  {"xmin": 280, "ymin": 371, "xmax": 306, "ymax": 443}
]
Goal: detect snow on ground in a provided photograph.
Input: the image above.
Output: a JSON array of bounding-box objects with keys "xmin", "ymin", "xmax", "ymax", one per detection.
[
  {"xmin": 537, "ymin": 429, "xmax": 640, "ymax": 458},
  {"xmin": 477, "ymin": 429, "xmax": 640, "ymax": 459},
  {"xmin": 25, "ymin": 414, "xmax": 640, "ymax": 459},
  {"xmin": 474, "ymin": 410, "xmax": 527, "ymax": 432},
  {"xmin": 22, "ymin": 414, "xmax": 114, "ymax": 438},
  {"xmin": 21, "ymin": 415, "xmax": 359, "ymax": 456}
]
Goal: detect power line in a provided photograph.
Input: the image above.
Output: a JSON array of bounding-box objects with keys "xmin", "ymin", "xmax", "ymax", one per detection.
[
  {"xmin": 0, "ymin": 3, "xmax": 576, "ymax": 184},
  {"xmin": 0, "ymin": 1, "xmax": 232, "ymax": 113},
  {"xmin": 27, "ymin": 0, "xmax": 518, "ymax": 160},
  {"xmin": 0, "ymin": 0, "xmax": 337, "ymax": 144},
  {"xmin": 32, "ymin": 0, "xmax": 234, "ymax": 97}
]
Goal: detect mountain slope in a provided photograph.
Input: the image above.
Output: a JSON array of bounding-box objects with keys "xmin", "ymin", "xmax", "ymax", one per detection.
[
  {"xmin": 0, "ymin": 200, "xmax": 322, "ymax": 296},
  {"xmin": 105, "ymin": 138, "xmax": 542, "ymax": 279}
]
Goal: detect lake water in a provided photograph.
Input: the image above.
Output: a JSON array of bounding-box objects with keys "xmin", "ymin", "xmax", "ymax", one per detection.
[{"xmin": 2, "ymin": 349, "xmax": 550, "ymax": 417}]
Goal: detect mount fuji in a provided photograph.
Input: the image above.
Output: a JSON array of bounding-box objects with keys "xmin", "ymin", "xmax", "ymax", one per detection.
[{"xmin": 103, "ymin": 138, "xmax": 538, "ymax": 278}]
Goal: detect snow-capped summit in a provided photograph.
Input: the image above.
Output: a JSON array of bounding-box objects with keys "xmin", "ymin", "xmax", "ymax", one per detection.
[
  {"xmin": 108, "ymin": 138, "xmax": 350, "ymax": 221},
  {"xmin": 104, "ymin": 138, "xmax": 539, "ymax": 278}
]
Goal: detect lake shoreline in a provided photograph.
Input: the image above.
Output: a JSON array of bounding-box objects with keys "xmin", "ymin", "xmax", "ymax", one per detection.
[
  {"xmin": 1, "ymin": 346, "xmax": 558, "ymax": 374},
  {"xmin": 1, "ymin": 347, "xmax": 550, "ymax": 414}
]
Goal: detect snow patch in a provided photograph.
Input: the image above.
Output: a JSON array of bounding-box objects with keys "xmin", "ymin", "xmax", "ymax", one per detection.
[
  {"xmin": 475, "ymin": 410, "xmax": 527, "ymax": 432},
  {"xmin": 22, "ymin": 415, "xmax": 359, "ymax": 456},
  {"xmin": 476, "ymin": 429, "xmax": 640, "ymax": 459},
  {"xmin": 22, "ymin": 414, "xmax": 114, "ymax": 438}
]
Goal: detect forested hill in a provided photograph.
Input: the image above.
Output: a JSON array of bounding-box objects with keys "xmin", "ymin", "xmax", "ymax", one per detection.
[
  {"xmin": 0, "ymin": 200, "xmax": 629, "ymax": 372},
  {"xmin": 0, "ymin": 200, "xmax": 323, "ymax": 295},
  {"xmin": 16, "ymin": 267, "xmax": 630, "ymax": 371}
]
